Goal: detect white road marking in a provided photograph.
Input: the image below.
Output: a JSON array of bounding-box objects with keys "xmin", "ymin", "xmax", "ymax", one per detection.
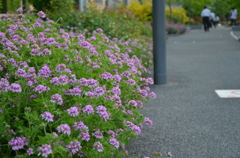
[
  {"xmin": 215, "ymin": 90, "xmax": 240, "ymax": 98},
  {"xmin": 230, "ymin": 31, "xmax": 239, "ymax": 40}
]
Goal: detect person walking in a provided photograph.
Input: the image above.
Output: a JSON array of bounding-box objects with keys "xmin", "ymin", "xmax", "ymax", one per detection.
[
  {"xmin": 229, "ymin": 7, "xmax": 238, "ymax": 26},
  {"xmin": 201, "ymin": 6, "xmax": 211, "ymax": 32},
  {"xmin": 210, "ymin": 12, "xmax": 216, "ymax": 28}
]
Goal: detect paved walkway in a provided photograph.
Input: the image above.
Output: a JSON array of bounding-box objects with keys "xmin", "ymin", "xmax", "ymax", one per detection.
[{"xmin": 125, "ymin": 27, "xmax": 240, "ymax": 158}]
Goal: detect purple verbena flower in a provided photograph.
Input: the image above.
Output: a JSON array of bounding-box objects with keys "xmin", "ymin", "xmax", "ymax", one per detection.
[
  {"xmin": 38, "ymin": 144, "xmax": 52, "ymax": 157},
  {"xmin": 67, "ymin": 107, "xmax": 79, "ymax": 116},
  {"xmin": 27, "ymin": 148, "xmax": 34, "ymax": 155},
  {"xmin": 128, "ymin": 100, "xmax": 138, "ymax": 107},
  {"xmin": 50, "ymin": 94, "xmax": 63, "ymax": 105},
  {"xmin": 93, "ymin": 142, "xmax": 104, "ymax": 152},
  {"xmin": 8, "ymin": 137, "xmax": 28, "ymax": 150},
  {"xmin": 73, "ymin": 121, "xmax": 89, "ymax": 132},
  {"xmin": 109, "ymin": 138, "xmax": 120, "ymax": 149},
  {"xmin": 9, "ymin": 83, "xmax": 22, "ymax": 92},
  {"xmin": 33, "ymin": 85, "xmax": 50, "ymax": 93},
  {"xmin": 66, "ymin": 140, "xmax": 82, "ymax": 155},
  {"xmin": 92, "ymin": 129, "xmax": 103, "ymax": 139},
  {"xmin": 56, "ymin": 124, "xmax": 71, "ymax": 135},
  {"xmin": 55, "ymin": 64, "xmax": 66, "ymax": 72},
  {"xmin": 37, "ymin": 11, "xmax": 46, "ymax": 18},
  {"xmin": 128, "ymin": 79, "xmax": 136, "ymax": 85},
  {"xmin": 150, "ymin": 92, "xmax": 156, "ymax": 98},
  {"xmin": 144, "ymin": 117, "xmax": 153, "ymax": 127},
  {"xmin": 82, "ymin": 105, "xmax": 94, "ymax": 114},
  {"xmin": 41, "ymin": 111, "xmax": 54, "ymax": 122},
  {"xmin": 79, "ymin": 132, "xmax": 90, "ymax": 141}
]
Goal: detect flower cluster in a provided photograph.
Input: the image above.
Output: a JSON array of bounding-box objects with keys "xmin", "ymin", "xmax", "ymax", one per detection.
[
  {"xmin": 8, "ymin": 137, "xmax": 28, "ymax": 150},
  {"xmin": 0, "ymin": 9, "xmax": 156, "ymax": 158}
]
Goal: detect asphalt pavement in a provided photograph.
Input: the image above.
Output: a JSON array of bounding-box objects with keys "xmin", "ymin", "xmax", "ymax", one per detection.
[{"xmin": 125, "ymin": 26, "xmax": 240, "ymax": 158}]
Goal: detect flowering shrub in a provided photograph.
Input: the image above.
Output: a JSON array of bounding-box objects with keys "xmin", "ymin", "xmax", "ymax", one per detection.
[
  {"xmin": 166, "ymin": 21, "xmax": 186, "ymax": 35},
  {"xmin": 165, "ymin": 7, "xmax": 194, "ymax": 25},
  {"xmin": 47, "ymin": 4, "xmax": 152, "ymax": 40},
  {"xmin": 0, "ymin": 9, "xmax": 155, "ymax": 157},
  {"xmin": 125, "ymin": 0, "xmax": 152, "ymax": 22}
]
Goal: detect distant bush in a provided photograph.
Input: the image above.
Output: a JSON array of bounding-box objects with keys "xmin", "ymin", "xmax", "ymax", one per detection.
[
  {"xmin": 125, "ymin": 0, "xmax": 152, "ymax": 22},
  {"xmin": 166, "ymin": 22, "xmax": 186, "ymax": 35},
  {"xmin": 47, "ymin": 4, "xmax": 152, "ymax": 40},
  {"xmin": 166, "ymin": 7, "xmax": 194, "ymax": 25}
]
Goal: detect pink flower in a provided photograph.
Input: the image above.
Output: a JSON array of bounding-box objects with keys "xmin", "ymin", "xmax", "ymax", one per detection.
[
  {"xmin": 94, "ymin": 87, "xmax": 105, "ymax": 96},
  {"xmin": 56, "ymin": 124, "xmax": 71, "ymax": 135},
  {"xmin": 144, "ymin": 117, "xmax": 153, "ymax": 127},
  {"xmin": 111, "ymin": 87, "xmax": 121, "ymax": 95},
  {"xmin": 38, "ymin": 65, "xmax": 51, "ymax": 78},
  {"xmin": 16, "ymin": 69, "xmax": 26, "ymax": 77},
  {"xmin": 128, "ymin": 100, "xmax": 138, "ymax": 107},
  {"xmin": 8, "ymin": 137, "xmax": 28, "ymax": 150},
  {"xmin": 96, "ymin": 106, "xmax": 106, "ymax": 113},
  {"xmin": 100, "ymin": 72, "xmax": 113, "ymax": 80},
  {"xmin": 50, "ymin": 94, "xmax": 63, "ymax": 105},
  {"xmin": 53, "ymin": 132, "xmax": 58, "ymax": 137},
  {"xmin": 87, "ymin": 78, "xmax": 98, "ymax": 87},
  {"xmin": 167, "ymin": 152, "xmax": 172, "ymax": 157},
  {"xmin": 37, "ymin": 11, "xmax": 46, "ymax": 18},
  {"xmin": 67, "ymin": 107, "xmax": 79, "ymax": 116},
  {"xmin": 109, "ymin": 138, "xmax": 120, "ymax": 149},
  {"xmin": 128, "ymin": 79, "xmax": 136, "ymax": 85},
  {"xmin": 79, "ymin": 132, "xmax": 90, "ymax": 141},
  {"xmin": 93, "ymin": 142, "xmax": 104, "ymax": 152},
  {"xmin": 9, "ymin": 83, "xmax": 22, "ymax": 92},
  {"xmin": 108, "ymin": 130, "xmax": 116, "ymax": 137},
  {"xmin": 38, "ymin": 144, "xmax": 52, "ymax": 157},
  {"xmin": 92, "ymin": 129, "xmax": 103, "ymax": 139},
  {"xmin": 57, "ymin": 75, "xmax": 69, "ymax": 85},
  {"xmin": 27, "ymin": 148, "xmax": 34, "ymax": 155},
  {"xmin": 82, "ymin": 105, "xmax": 94, "ymax": 114},
  {"xmin": 33, "ymin": 85, "xmax": 50, "ymax": 93},
  {"xmin": 55, "ymin": 64, "xmax": 66, "ymax": 72},
  {"xmin": 41, "ymin": 111, "xmax": 54, "ymax": 122},
  {"xmin": 96, "ymin": 28, "xmax": 103, "ymax": 32},
  {"xmin": 66, "ymin": 140, "xmax": 82, "ymax": 155},
  {"xmin": 73, "ymin": 121, "xmax": 89, "ymax": 132},
  {"xmin": 150, "ymin": 92, "xmax": 156, "ymax": 98},
  {"xmin": 16, "ymin": 7, "xmax": 23, "ymax": 12},
  {"xmin": 147, "ymin": 77, "xmax": 154, "ymax": 84}
]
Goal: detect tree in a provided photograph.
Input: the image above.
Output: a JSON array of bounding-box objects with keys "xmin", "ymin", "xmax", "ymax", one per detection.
[
  {"xmin": 28, "ymin": 0, "xmax": 52, "ymax": 12},
  {"xmin": 166, "ymin": 0, "xmax": 181, "ymax": 22},
  {"xmin": 181, "ymin": 0, "xmax": 212, "ymax": 25},
  {"xmin": 29, "ymin": 0, "xmax": 75, "ymax": 13}
]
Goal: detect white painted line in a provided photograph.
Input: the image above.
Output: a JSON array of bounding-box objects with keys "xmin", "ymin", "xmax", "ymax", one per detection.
[
  {"xmin": 215, "ymin": 90, "xmax": 240, "ymax": 98},
  {"xmin": 230, "ymin": 31, "xmax": 239, "ymax": 40}
]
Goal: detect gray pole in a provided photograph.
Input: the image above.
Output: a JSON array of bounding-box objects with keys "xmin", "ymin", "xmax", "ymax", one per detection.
[
  {"xmin": 153, "ymin": 0, "xmax": 166, "ymax": 85},
  {"xmin": 79, "ymin": 0, "xmax": 84, "ymax": 12}
]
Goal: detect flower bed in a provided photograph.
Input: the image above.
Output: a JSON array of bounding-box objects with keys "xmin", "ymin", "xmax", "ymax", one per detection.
[
  {"xmin": 166, "ymin": 21, "xmax": 186, "ymax": 35},
  {"xmin": 0, "ymin": 9, "xmax": 155, "ymax": 158}
]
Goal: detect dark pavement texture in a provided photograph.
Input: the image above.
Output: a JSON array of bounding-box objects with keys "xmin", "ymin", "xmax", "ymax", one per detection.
[{"xmin": 125, "ymin": 27, "xmax": 240, "ymax": 158}]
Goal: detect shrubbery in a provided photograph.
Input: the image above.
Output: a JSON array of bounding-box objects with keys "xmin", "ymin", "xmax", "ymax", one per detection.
[
  {"xmin": 45, "ymin": 3, "xmax": 152, "ymax": 40},
  {"xmin": 0, "ymin": 9, "xmax": 155, "ymax": 157},
  {"xmin": 166, "ymin": 22, "xmax": 186, "ymax": 35},
  {"xmin": 165, "ymin": 7, "xmax": 194, "ymax": 25}
]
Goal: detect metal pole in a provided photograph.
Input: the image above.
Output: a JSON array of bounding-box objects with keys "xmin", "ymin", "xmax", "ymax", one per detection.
[
  {"xmin": 153, "ymin": 0, "xmax": 166, "ymax": 85},
  {"xmin": 79, "ymin": 0, "xmax": 84, "ymax": 11}
]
